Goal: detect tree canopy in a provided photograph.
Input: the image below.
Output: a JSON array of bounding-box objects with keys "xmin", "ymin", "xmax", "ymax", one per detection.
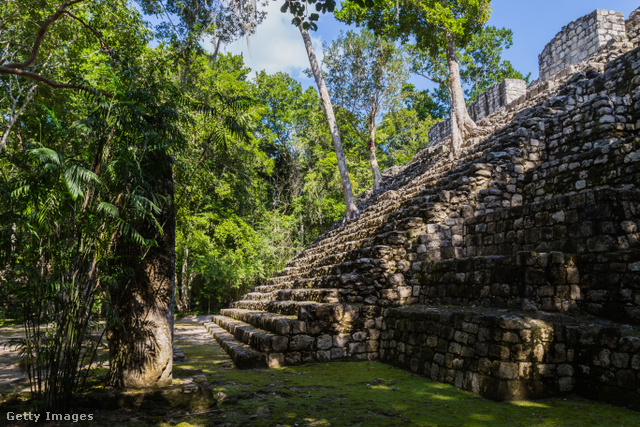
[{"xmin": 1, "ymin": 0, "xmax": 530, "ymax": 405}]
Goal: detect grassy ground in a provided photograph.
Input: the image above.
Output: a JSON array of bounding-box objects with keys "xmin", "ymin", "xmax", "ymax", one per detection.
[{"xmin": 1, "ymin": 319, "xmax": 638, "ymax": 426}]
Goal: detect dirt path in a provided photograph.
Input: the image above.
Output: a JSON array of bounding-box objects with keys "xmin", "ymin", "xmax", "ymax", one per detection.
[
  {"xmin": 0, "ymin": 315, "xmax": 218, "ymax": 395},
  {"xmin": 0, "ymin": 324, "xmax": 28, "ymax": 394}
]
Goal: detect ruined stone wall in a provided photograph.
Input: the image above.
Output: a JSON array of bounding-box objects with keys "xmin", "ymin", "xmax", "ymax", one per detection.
[
  {"xmin": 468, "ymin": 79, "xmax": 527, "ymax": 123},
  {"xmin": 539, "ymin": 9, "xmax": 626, "ymax": 81},
  {"xmin": 380, "ymin": 306, "xmax": 640, "ymax": 409},
  {"xmin": 626, "ymin": 6, "xmax": 640, "ymax": 46},
  {"xmin": 417, "ymin": 248, "xmax": 640, "ymax": 324},
  {"xmin": 378, "ymin": 47, "xmax": 640, "ymax": 316},
  {"xmin": 428, "ymin": 8, "xmax": 633, "ymax": 148},
  {"xmin": 427, "ymin": 119, "xmax": 452, "ymax": 149},
  {"xmin": 428, "ymin": 80, "xmax": 527, "ymax": 147}
]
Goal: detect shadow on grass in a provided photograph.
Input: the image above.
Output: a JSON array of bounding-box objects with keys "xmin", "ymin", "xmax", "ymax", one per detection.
[{"xmin": 1, "ymin": 321, "xmax": 638, "ymax": 426}]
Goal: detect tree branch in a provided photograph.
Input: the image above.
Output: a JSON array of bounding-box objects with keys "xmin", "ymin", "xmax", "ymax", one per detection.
[
  {"xmin": 63, "ymin": 10, "xmax": 116, "ymax": 59},
  {"xmin": 343, "ymin": 114, "xmax": 368, "ymax": 145},
  {"xmin": 0, "ymin": 66, "xmax": 112, "ymax": 98},
  {"xmin": 1, "ymin": 0, "xmax": 87, "ymax": 69},
  {"xmin": 413, "ymin": 70, "xmax": 447, "ymax": 86},
  {"xmin": 0, "ymin": 83, "xmax": 38, "ymax": 154}
]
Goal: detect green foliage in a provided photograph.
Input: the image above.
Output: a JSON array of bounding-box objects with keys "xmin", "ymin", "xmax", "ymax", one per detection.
[
  {"xmin": 402, "ymin": 83, "xmax": 448, "ymax": 120},
  {"xmin": 409, "ymin": 26, "xmax": 531, "ymax": 113},
  {"xmin": 277, "ymin": 0, "xmax": 375, "ymax": 29},
  {"xmin": 322, "ymin": 29, "xmax": 408, "ymax": 132},
  {"xmin": 1, "ymin": 1, "xmax": 437, "ymax": 403},
  {"xmin": 135, "ymin": 0, "xmax": 265, "ymax": 48},
  {"xmin": 377, "ymin": 108, "xmax": 435, "ymax": 165},
  {"xmin": 338, "ymin": 0, "xmax": 492, "ymax": 55},
  {"xmin": 460, "ymin": 26, "xmax": 531, "ymax": 101},
  {"xmin": 1, "ymin": 0, "xmax": 186, "ymax": 406},
  {"xmin": 278, "ymin": 0, "xmax": 337, "ymax": 30},
  {"xmin": 173, "ymin": 52, "xmax": 273, "ymax": 313}
]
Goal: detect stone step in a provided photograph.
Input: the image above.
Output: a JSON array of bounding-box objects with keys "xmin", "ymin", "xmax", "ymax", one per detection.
[
  {"xmin": 231, "ymin": 300, "xmax": 300, "ymax": 315},
  {"xmin": 220, "ymin": 308, "xmax": 303, "ymax": 336},
  {"xmin": 276, "ymin": 288, "xmax": 340, "ymax": 303},
  {"xmin": 230, "ymin": 300, "xmax": 346, "ymax": 319},
  {"xmin": 295, "ymin": 197, "xmax": 438, "ymax": 254},
  {"xmin": 242, "ymin": 288, "xmax": 340, "ymax": 304},
  {"xmin": 267, "ymin": 251, "xmax": 388, "ymax": 286},
  {"xmin": 259, "ymin": 275, "xmax": 342, "ymax": 295},
  {"xmin": 252, "ymin": 281, "xmax": 298, "ymax": 294},
  {"xmin": 281, "ymin": 142, "xmax": 500, "ymax": 268},
  {"xmin": 283, "ymin": 169, "xmax": 475, "ymax": 268},
  {"xmin": 211, "ymin": 315, "xmax": 289, "ymax": 365},
  {"xmin": 285, "ymin": 191, "xmax": 441, "ymax": 261},
  {"xmin": 202, "ymin": 321, "xmax": 267, "ymax": 369},
  {"xmin": 258, "ymin": 274, "xmax": 348, "ymax": 294},
  {"xmin": 243, "ymin": 291, "xmax": 277, "ymax": 301}
]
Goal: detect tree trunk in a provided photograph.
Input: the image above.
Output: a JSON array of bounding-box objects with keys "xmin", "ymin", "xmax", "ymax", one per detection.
[
  {"xmin": 178, "ymin": 247, "xmax": 191, "ymax": 313},
  {"xmin": 107, "ymin": 153, "xmax": 175, "ymax": 389},
  {"xmin": 299, "ymin": 27, "xmax": 359, "ymax": 220},
  {"xmin": 445, "ymin": 32, "xmax": 476, "ymax": 154},
  {"xmin": 449, "ymin": 106, "xmax": 462, "ymax": 161},
  {"xmin": 367, "ymin": 114, "xmax": 383, "ymax": 191}
]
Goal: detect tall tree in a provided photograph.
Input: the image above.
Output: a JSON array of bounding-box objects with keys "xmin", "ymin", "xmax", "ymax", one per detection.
[
  {"xmin": 338, "ymin": 0, "xmax": 491, "ymax": 159},
  {"xmin": 322, "ymin": 29, "xmax": 408, "ymax": 191},
  {"xmin": 135, "ymin": 0, "xmax": 266, "ymax": 67},
  {"xmin": 278, "ymin": 0, "xmax": 360, "ymax": 220},
  {"xmin": 409, "ymin": 26, "xmax": 529, "ymax": 113}
]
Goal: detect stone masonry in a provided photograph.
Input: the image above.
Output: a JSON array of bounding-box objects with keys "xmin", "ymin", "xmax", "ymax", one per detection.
[
  {"xmin": 628, "ymin": 7, "xmax": 640, "ymax": 46},
  {"xmin": 539, "ymin": 9, "xmax": 627, "ymax": 81},
  {"xmin": 429, "ymin": 79, "xmax": 527, "ymax": 147},
  {"xmin": 468, "ymin": 79, "xmax": 527, "ymax": 123},
  {"xmin": 206, "ymin": 7, "xmax": 640, "ymax": 411},
  {"xmin": 430, "ymin": 8, "xmax": 637, "ymax": 147}
]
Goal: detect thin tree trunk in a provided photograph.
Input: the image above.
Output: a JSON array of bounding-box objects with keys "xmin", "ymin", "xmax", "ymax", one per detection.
[
  {"xmin": 208, "ymin": 37, "xmax": 223, "ymax": 67},
  {"xmin": 0, "ymin": 83, "xmax": 37, "ymax": 154},
  {"xmin": 445, "ymin": 32, "xmax": 476, "ymax": 146},
  {"xmin": 299, "ymin": 27, "xmax": 359, "ymax": 220},
  {"xmin": 367, "ymin": 114, "xmax": 383, "ymax": 191},
  {"xmin": 179, "ymin": 247, "xmax": 190, "ymax": 313}
]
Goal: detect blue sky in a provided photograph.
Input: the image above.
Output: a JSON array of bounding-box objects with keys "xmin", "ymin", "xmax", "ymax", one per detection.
[{"xmin": 221, "ymin": 0, "xmax": 639, "ymax": 89}]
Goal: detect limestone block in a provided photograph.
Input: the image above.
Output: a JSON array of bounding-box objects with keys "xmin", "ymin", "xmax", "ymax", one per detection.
[
  {"xmin": 331, "ymin": 347, "xmax": 346, "ymax": 359},
  {"xmin": 267, "ymin": 353, "xmax": 285, "ymax": 368},
  {"xmin": 271, "ymin": 336, "xmax": 289, "ymax": 352},
  {"xmin": 290, "ymin": 335, "xmax": 315, "ymax": 351},
  {"xmin": 316, "ymin": 334, "xmax": 332, "ymax": 350}
]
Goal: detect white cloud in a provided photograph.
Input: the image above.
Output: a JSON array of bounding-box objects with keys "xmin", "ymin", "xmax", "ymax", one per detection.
[{"xmin": 218, "ymin": 1, "xmax": 324, "ymax": 83}]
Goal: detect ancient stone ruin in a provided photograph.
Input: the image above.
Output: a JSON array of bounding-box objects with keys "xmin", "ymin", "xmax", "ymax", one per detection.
[{"xmin": 204, "ymin": 7, "xmax": 640, "ymax": 410}]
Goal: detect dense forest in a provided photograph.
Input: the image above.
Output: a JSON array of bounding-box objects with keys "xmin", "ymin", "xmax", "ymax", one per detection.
[{"xmin": 0, "ymin": 0, "xmax": 526, "ymax": 410}]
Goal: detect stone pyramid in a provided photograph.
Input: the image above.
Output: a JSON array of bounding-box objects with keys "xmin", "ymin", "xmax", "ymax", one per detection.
[{"xmin": 204, "ymin": 7, "xmax": 640, "ymax": 409}]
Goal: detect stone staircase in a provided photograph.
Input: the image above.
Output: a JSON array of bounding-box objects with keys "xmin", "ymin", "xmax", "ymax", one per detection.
[{"xmin": 204, "ymin": 8, "xmax": 640, "ymax": 409}]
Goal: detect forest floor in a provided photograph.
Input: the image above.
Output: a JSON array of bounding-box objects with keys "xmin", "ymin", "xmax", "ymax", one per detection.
[{"xmin": 0, "ymin": 317, "xmax": 639, "ymax": 426}]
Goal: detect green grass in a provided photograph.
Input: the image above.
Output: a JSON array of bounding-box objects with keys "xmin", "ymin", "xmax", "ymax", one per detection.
[{"xmin": 1, "ymin": 321, "xmax": 638, "ymax": 426}]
